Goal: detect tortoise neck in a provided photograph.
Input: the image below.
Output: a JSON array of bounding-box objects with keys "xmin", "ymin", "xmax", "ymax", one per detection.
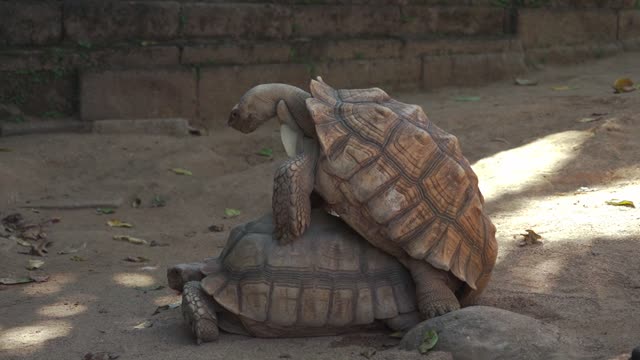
[{"xmin": 262, "ymin": 84, "xmax": 316, "ymax": 138}]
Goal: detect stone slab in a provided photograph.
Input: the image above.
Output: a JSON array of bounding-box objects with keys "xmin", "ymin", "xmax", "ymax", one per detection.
[
  {"xmin": 400, "ymin": 306, "xmax": 579, "ymax": 360},
  {"xmin": 80, "ymin": 68, "xmax": 197, "ymax": 121},
  {"xmin": 518, "ymin": 9, "xmax": 618, "ymax": 48},
  {"xmin": 0, "ymin": 1, "xmax": 61, "ymax": 46},
  {"xmin": 182, "ymin": 3, "xmax": 292, "ymax": 39},
  {"xmin": 619, "ymin": 10, "xmax": 640, "ymax": 40},
  {"xmin": 182, "ymin": 42, "xmax": 291, "ymax": 65},
  {"xmin": 64, "ymin": 1, "xmax": 180, "ymax": 43}
]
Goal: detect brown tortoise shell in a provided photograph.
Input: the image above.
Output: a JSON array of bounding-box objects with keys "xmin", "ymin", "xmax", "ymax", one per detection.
[
  {"xmin": 199, "ymin": 211, "xmax": 417, "ymax": 336},
  {"xmin": 305, "ymin": 80, "xmax": 497, "ymax": 298}
]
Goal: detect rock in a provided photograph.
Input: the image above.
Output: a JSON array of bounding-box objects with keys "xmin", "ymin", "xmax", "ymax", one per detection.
[
  {"xmin": 400, "ymin": 306, "xmax": 575, "ymax": 360},
  {"xmin": 632, "ymin": 345, "xmax": 640, "ymax": 360},
  {"xmin": 375, "ymin": 349, "xmax": 453, "ymax": 360}
]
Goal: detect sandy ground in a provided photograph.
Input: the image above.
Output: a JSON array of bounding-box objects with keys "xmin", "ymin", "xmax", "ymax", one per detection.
[{"xmin": 1, "ymin": 52, "xmax": 639, "ymax": 360}]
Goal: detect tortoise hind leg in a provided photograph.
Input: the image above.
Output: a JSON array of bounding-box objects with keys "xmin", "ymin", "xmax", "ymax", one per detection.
[
  {"xmin": 384, "ymin": 312, "xmax": 422, "ymax": 332},
  {"xmin": 406, "ymin": 260, "xmax": 461, "ymax": 319},
  {"xmin": 182, "ymin": 281, "xmax": 219, "ymax": 344},
  {"xmin": 272, "ymin": 151, "xmax": 317, "ymax": 244}
]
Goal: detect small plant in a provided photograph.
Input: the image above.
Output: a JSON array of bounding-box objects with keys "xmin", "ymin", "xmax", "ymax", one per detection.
[
  {"xmin": 400, "ymin": 15, "xmax": 416, "ymax": 24},
  {"xmin": 77, "ymin": 40, "xmax": 93, "ymax": 50},
  {"xmin": 42, "ymin": 110, "xmax": 65, "ymax": 119},
  {"xmin": 354, "ymin": 52, "xmax": 365, "ymax": 60},
  {"xmin": 179, "ymin": 13, "xmax": 187, "ymax": 27},
  {"xmin": 291, "ymin": 23, "xmax": 300, "ymax": 34}
]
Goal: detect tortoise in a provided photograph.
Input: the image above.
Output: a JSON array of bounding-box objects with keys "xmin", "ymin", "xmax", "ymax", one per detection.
[
  {"xmin": 167, "ymin": 210, "xmax": 422, "ymax": 343},
  {"xmin": 228, "ymin": 78, "xmax": 497, "ymax": 319}
]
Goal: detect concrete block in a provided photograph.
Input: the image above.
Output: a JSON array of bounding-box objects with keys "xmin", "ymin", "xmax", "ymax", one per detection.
[
  {"xmin": 422, "ymin": 55, "xmax": 453, "ymax": 90},
  {"xmin": 80, "ymin": 68, "xmax": 197, "ymax": 121},
  {"xmin": 199, "ymin": 64, "xmax": 310, "ymax": 127},
  {"xmin": 400, "ymin": 6, "xmax": 504, "ymax": 36},
  {"xmin": 182, "ymin": 42, "xmax": 291, "ymax": 65},
  {"xmin": 0, "ymin": 70, "xmax": 75, "ymax": 116},
  {"xmin": 404, "ymin": 38, "xmax": 523, "ymax": 58},
  {"xmin": 518, "ymin": 9, "xmax": 617, "ymax": 48},
  {"xmin": 323, "ymin": 39, "xmax": 403, "ymax": 60},
  {"xmin": 317, "ymin": 58, "xmax": 421, "ymax": 90},
  {"xmin": 292, "ymin": 5, "xmax": 401, "ymax": 37},
  {"xmin": 0, "ymin": 1, "xmax": 61, "ymax": 46},
  {"xmin": 64, "ymin": 1, "xmax": 180, "ymax": 43},
  {"xmin": 182, "ymin": 3, "xmax": 291, "ymax": 39},
  {"xmin": 619, "ymin": 10, "xmax": 640, "ymax": 40}
]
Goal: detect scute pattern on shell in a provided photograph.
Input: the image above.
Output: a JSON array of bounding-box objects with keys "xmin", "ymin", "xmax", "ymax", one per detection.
[
  {"xmin": 306, "ymin": 80, "xmax": 497, "ymax": 293},
  {"xmin": 200, "ymin": 211, "xmax": 417, "ymax": 332}
]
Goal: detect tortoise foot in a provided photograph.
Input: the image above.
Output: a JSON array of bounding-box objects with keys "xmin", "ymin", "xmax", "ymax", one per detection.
[
  {"xmin": 182, "ymin": 281, "xmax": 219, "ymax": 344},
  {"xmin": 418, "ymin": 298, "xmax": 460, "ymax": 320}
]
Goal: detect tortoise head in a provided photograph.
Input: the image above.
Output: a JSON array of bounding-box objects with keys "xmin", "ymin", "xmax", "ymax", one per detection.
[{"xmin": 228, "ymin": 84, "xmax": 279, "ymax": 133}]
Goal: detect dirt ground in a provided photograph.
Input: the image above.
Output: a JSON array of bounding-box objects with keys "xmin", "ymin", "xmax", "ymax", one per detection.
[{"xmin": 1, "ymin": 52, "xmax": 639, "ymax": 360}]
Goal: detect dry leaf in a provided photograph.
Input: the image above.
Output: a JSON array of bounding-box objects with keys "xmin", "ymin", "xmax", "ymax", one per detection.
[
  {"xmin": 133, "ymin": 320, "xmax": 154, "ymax": 329},
  {"xmin": 57, "ymin": 242, "xmax": 86, "ymax": 255},
  {"xmin": 389, "ymin": 331, "xmax": 406, "ymax": 338},
  {"xmin": 518, "ymin": 229, "xmax": 543, "ymax": 246},
  {"xmin": 551, "ymin": 85, "xmax": 577, "ymax": 91},
  {"xmin": 515, "ymin": 78, "xmax": 538, "ymax": 86},
  {"xmin": 70, "ymin": 255, "xmax": 86, "ymax": 262},
  {"xmin": 137, "ymin": 285, "xmax": 164, "ymax": 292},
  {"xmin": 15, "ymin": 238, "xmax": 31, "ymax": 247},
  {"xmin": 170, "ymin": 168, "xmax": 193, "ymax": 176},
  {"xmin": 576, "ymin": 116, "xmax": 603, "ymax": 123},
  {"xmin": 612, "ymin": 78, "xmax": 635, "ymax": 93},
  {"xmin": 0, "ymin": 148, "xmax": 12, "ymax": 152},
  {"xmin": 605, "ymin": 199, "xmax": 635, "ymax": 208},
  {"xmin": 0, "ymin": 277, "xmax": 34, "ymax": 285},
  {"xmin": 26, "ymin": 259, "xmax": 45, "ymax": 270},
  {"xmin": 29, "ymin": 274, "xmax": 50, "ymax": 283},
  {"xmin": 208, "ymin": 224, "xmax": 224, "ymax": 232},
  {"xmin": 360, "ymin": 349, "xmax": 376, "ymax": 359},
  {"xmin": 152, "ymin": 302, "xmax": 181, "ymax": 315},
  {"xmin": 113, "ymin": 235, "xmax": 148, "ymax": 245},
  {"xmin": 124, "ymin": 256, "xmax": 149, "ymax": 263},
  {"xmin": 107, "ymin": 220, "xmax": 133, "ymax": 228},
  {"xmin": 131, "ymin": 198, "xmax": 142, "ymax": 208}
]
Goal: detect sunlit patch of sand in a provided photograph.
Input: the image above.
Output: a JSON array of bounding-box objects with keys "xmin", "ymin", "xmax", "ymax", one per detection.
[
  {"xmin": 37, "ymin": 302, "xmax": 88, "ymax": 318},
  {"xmin": 112, "ymin": 272, "xmax": 156, "ymax": 288},
  {"xmin": 0, "ymin": 320, "xmax": 71, "ymax": 351},
  {"xmin": 153, "ymin": 294, "xmax": 182, "ymax": 306},
  {"xmin": 21, "ymin": 273, "xmax": 78, "ymax": 297},
  {"xmin": 472, "ymin": 130, "xmax": 593, "ymax": 202}
]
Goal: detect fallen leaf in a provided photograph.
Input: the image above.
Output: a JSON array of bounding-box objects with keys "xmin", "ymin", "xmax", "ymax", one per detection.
[
  {"xmin": 29, "ymin": 274, "xmax": 50, "ymax": 283},
  {"xmin": 151, "ymin": 196, "xmax": 166, "ymax": 208},
  {"xmin": 0, "ymin": 277, "xmax": 34, "ymax": 285},
  {"xmin": 26, "ymin": 259, "xmax": 45, "ymax": 270},
  {"xmin": 133, "ymin": 320, "xmax": 154, "ymax": 329},
  {"xmin": 0, "ymin": 148, "xmax": 11, "ymax": 152},
  {"xmin": 575, "ymin": 186, "xmax": 597, "ymax": 194},
  {"xmin": 257, "ymin": 147, "xmax": 273, "ymax": 157},
  {"xmin": 107, "ymin": 220, "xmax": 133, "ymax": 228},
  {"xmin": 389, "ymin": 331, "xmax": 406, "ymax": 338},
  {"xmin": 152, "ymin": 302, "xmax": 181, "ymax": 315},
  {"xmin": 124, "ymin": 256, "xmax": 149, "ymax": 263},
  {"xmin": 453, "ymin": 96, "xmax": 481, "ymax": 102},
  {"xmin": 20, "ymin": 240, "xmax": 53, "ymax": 257},
  {"xmin": 57, "ymin": 242, "xmax": 87, "ymax": 254},
  {"xmin": 551, "ymin": 85, "xmax": 577, "ymax": 91},
  {"xmin": 15, "ymin": 238, "xmax": 31, "ymax": 247},
  {"xmin": 113, "ymin": 235, "xmax": 148, "ymax": 245},
  {"xmin": 83, "ymin": 352, "xmax": 120, "ymax": 360},
  {"xmin": 576, "ymin": 116, "xmax": 603, "ymax": 123},
  {"xmin": 490, "ymin": 137, "xmax": 510, "ymax": 144},
  {"xmin": 208, "ymin": 224, "xmax": 224, "ymax": 232},
  {"xmin": 612, "ymin": 78, "xmax": 635, "ymax": 93},
  {"xmin": 140, "ymin": 266, "xmax": 158, "ymax": 271},
  {"xmin": 149, "ymin": 240, "xmax": 169, "ymax": 247},
  {"xmin": 518, "ymin": 229, "xmax": 543, "ymax": 246},
  {"xmin": 137, "ymin": 285, "xmax": 164, "ymax": 292},
  {"xmin": 605, "ymin": 199, "xmax": 635, "ymax": 208},
  {"xmin": 224, "ymin": 208, "xmax": 241, "ymax": 218},
  {"xmin": 131, "ymin": 198, "xmax": 142, "ymax": 208},
  {"xmin": 514, "ymin": 78, "xmax": 538, "ymax": 86},
  {"xmin": 96, "ymin": 208, "xmax": 115, "ymax": 215},
  {"xmin": 170, "ymin": 168, "xmax": 193, "ymax": 176},
  {"xmin": 70, "ymin": 255, "xmax": 86, "ymax": 262},
  {"xmin": 418, "ymin": 330, "xmax": 439, "ymax": 354}
]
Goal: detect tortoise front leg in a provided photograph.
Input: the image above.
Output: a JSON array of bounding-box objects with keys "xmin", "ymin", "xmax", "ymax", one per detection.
[
  {"xmin": 406, "ymin": 260, "xmax": 461, "ymax": 319},
  {"xmin": 182, "ymin": 281, "xmax": 220, "ymax": 344},
  {"xmin": 273, "ymin": 150, "xmax": 316, "ymax": 244}
]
